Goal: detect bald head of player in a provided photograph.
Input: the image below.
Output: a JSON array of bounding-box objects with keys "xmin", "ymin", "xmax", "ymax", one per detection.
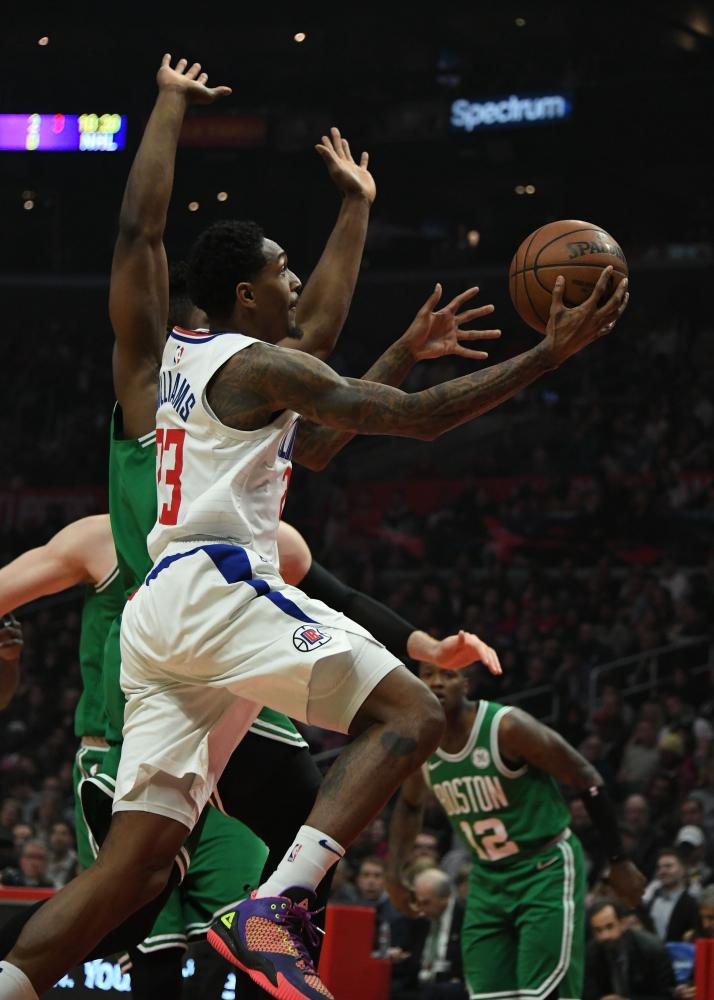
[{"xmin": 186, "ymin": 220, "xmax": 303, "ymax": 342}]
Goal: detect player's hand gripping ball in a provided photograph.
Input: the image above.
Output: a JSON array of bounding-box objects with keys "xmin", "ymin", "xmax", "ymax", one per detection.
[{"xmin": 509, "ymin": 219, "xmax": 628, "ymax": 334}]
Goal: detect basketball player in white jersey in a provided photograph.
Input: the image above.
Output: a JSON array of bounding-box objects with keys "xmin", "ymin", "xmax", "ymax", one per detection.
[{"xmin": 0, "ymin": 74, "xmax": 628, "ymax": 1000}]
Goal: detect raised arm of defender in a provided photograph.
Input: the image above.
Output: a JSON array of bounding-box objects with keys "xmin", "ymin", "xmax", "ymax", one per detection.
[
  {"xmin": 208, "ymin": 267, "xmax": 627, "ymax": 462},
  {"xmin": 110, "ymin": 55, "xmax": 231, "ymax": 438}
]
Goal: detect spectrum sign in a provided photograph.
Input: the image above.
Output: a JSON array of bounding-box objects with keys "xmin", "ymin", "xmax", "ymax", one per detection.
[
  {"xmin": 450, "ymin": 92, "xmax": 573, "ymax": 132},
  {"xmin": 0, "ymin": 114, "xmax": 127, "ymax": 151}
]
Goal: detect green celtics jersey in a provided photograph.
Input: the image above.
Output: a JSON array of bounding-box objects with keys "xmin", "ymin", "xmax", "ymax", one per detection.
[
  {"xmin": 106, "ymin": 405, "xmax": 306, "ymax": 750},
  {"xmin": 424, "ymin": 701, "xmax": 570, "ymax": 866},
  {"xmin": 75, "ymin": 565, "xmax": 124, "ymax": 738}
]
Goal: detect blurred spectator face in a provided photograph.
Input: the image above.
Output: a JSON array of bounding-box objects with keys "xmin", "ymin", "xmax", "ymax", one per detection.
[
  {"xmin": 329, "ymin": 859, "xmax": 353, "ymax": 897},
  {"xmin": 418, "ymin": 662, "xmax": 467, "ymax": 715},
  {"xmin": 49, "ymin": 822, "xmax": 72, "ymax": 855},
  {"xmin": 681, "ymin": 798, "xmax": 705, "ymax": 829},
  {"xmin": 623, "ymin": 795, "xmax": 650, "ymax": 833},
  {"xmin": 0, "ymin": 799, "xmax": 20, "ymax": 830},
  {"xmin": 699, "ymin": 901, "xmax": 714, "ymax": 937},
  {"xmin": 369, "ymin": 817, "xmax": 386, "ymax": 845},
  {"xmin": 20, "ymin": 842, "xmax": 48, "ymax": 881},
  {"xmin": 356, "ymin": 860, "xmax": 385, "ymax": 902},
  {"xmin": 621, "ymin": 909, "xmax": 645, "ymax": 931},
  {"xmin": 413, "ymin": 872, "xmax": 450, "ymax": 920},
  {"xmin": 633, "ymin": 720, "xmax": 656, "ymax": 747},
  {"xmin": 569, "ymin": 798, "xmax": 590, "ymax": 830},
  {"xmin": 656, "ymin": 852, "xmax": 686, "ymax": 889},
  {"xmin": 580, "ymin": 734, "xmax": 604, "ymax": 763},
  {"xmin": 590, "ymin": 904, "xmax": 624, "ymax": 946},
  {"xmin": 410, "ymin": 832, "xmax": 439, "ymax": 865},
  {"xmin": 12, "ymin": 824, "xmax": 33, "ymax": 853}
]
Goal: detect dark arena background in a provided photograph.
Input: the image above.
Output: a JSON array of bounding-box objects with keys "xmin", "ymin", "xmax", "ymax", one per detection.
[{"xmin": 1, "ymin": 4, "xmax": 714, "ymax": 999}]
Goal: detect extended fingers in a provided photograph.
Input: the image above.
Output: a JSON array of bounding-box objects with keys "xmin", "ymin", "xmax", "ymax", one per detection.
[
  {"xmin": 444, "ymin": 285, "xmax": 481, "ymax": 313},
  {"xmin": 454, "ymin": 303, "xmax": 496, "ymax": 324},
  {"xmin": 455, "ymin": 328, "xmax": 501, "ymax": 340},
  {"xmin": 185, "ymin": 61, "xmax": 201, "ymax": 80}
]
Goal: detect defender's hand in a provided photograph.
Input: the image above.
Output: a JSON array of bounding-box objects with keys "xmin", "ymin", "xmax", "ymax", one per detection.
[
  {"xmin": 542, "ymin": 267, "xmax": 629, "ymax": 368},
  {"xmin": 156, "ymin": 54, "xmax": 232, "ymax": 106},
  {"xmin": 315, "ymin": 127, "xmax": 376, "ymax": 204},
  {"xmin": 385, "ymin": 874, "xmax": 419, "ymax": 918},
  {"xmin": 606, "ymin": 859, "xmax": 647, "ymax": 908},
  {"xmin": 402, "ymin": 284, "xmax": 501, "ymax": 362},
  {"xmin": 408, "ymin": 629, "xmax": 502, "ymax": 675}
]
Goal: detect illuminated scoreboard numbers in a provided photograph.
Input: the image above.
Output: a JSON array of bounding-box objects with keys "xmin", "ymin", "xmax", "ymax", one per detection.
[
  {"xmin": 0, "ymin": 114, "xmax": 126, "ymax": 152},
  {"xmin": 78, "ymin": 113, "xmax": 124, "ymax": 151}
]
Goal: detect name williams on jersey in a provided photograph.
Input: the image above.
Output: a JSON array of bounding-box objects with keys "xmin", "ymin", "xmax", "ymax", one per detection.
[{"xmin": 158, "ymin": 370, "xmax": 196, "ymax": 422}]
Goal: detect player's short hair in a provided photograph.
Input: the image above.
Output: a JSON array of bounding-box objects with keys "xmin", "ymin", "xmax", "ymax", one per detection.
[
  {"xmin": 187, "ymin": 220, "xmax": 267, "ymax": 319},
  {"xmin": 168, "ymin": 261, "xmax": 195, "ymax": 329}
]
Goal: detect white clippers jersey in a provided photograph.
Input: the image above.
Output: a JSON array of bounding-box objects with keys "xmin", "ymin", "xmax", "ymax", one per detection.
[{"xmin": 146, "ymin": 327, "xmax": 299, "ymax": 567}]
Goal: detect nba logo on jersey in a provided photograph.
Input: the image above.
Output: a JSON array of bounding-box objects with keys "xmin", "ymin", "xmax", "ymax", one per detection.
[
  {"xmin": 472, "ymin": 748, "xmax": 490, "ymax": 769},
  {"xmin": 173, "ymin": 345, "xmax": 185, "ymax": 364},
  {"xmin": 293, "ymin": 625, "xmax": 332, "ymax": 652},
  {"xmin": 288, "ymin": 843, "xmax": 303, "ymax": 863}
]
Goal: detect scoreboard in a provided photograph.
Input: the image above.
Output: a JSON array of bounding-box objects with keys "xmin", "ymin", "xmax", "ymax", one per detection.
[{"xmin": 0, "ymin": 114, "xmax": 127, "ymax": 151}]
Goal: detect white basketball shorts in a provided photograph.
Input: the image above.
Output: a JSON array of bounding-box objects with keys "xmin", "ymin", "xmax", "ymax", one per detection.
[{"xmin": 114, "ymin": 542, "xmax": 401, "ymax": 829}]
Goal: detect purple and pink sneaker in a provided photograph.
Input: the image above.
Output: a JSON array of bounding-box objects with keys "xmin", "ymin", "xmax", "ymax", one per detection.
[{"xmin": 207, "ymin": 886, "xmax": 333, "ymax": 1000}]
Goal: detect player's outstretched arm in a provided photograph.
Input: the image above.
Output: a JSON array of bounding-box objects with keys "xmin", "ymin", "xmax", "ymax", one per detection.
[
  {"xmin": 0, "ymin": 616, "xmax": 23, "ymax": 710},
  {"xmin": 0, "ymin": 515, "xmax": 114, "ymax": 615},
  {"xmin": 208, "ymin": 267, "xmax": 626, "ymax": 467},
  {"xmin": 293, "ymin": 282, "xmax": 501, "ymax": 469},
  {"xmin": 498, "ymin": 708, "xmax": 646, "ymax": 907},
  {"xmin": 281, "ymin": 127, "xmax": 375, "ymax": 360},
  {"xmin": 277, "ymin": 525, "xmax": 501, "ymax": 674},
  {"xmin": 110, "ymin": 54, "xmax": 231, "ymax": 439},
  {"xmin": 386, "ymin": 771, "xmax": 430, "ymax": 916}
]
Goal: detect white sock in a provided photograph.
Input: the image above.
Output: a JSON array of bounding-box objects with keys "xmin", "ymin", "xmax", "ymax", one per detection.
[
  {"xmin": 256, "ymin": 825, "xmax": 345, "ymax": 898},
  {"xmin": 0, "ymin": 962, "xmax": 38, "ymax": 1000}
]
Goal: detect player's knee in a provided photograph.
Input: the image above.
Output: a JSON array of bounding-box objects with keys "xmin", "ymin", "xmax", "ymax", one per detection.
[{"xmin": 96, "ymin": 813, "xmax": 183, "ymax": 903}]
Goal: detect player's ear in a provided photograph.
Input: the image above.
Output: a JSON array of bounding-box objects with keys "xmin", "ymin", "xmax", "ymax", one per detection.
[{"xmin": 236, "ymin": 282, "xmax": 255, "ymax": 308}]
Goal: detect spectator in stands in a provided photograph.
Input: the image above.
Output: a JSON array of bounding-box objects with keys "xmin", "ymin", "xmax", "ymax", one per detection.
[
  {"xmin": 352, "ymin": 856, "xmax": 406, "ymax": 955},
  {"xmin": 674, "ymin": 824, "xmax": 712, "ymax": 899},
  {"xmin": 45, "ymin": 820, "xmax": 77, "ymax": 888},
  {"xmin": 645, "ymin": 848, "xmax": 699, "ymax": 941},
  {"xmin": 616, "ymin": 718, "xmax": 660, "ymax": 795},
  {"xmin": 0, "ymin": 838, "xmax": 53, "ymax": 887},
  {"xmin": 11, "ymin": 823, "xmax": 33, "ymax": 858},
  {"xmin": 408, "ymin": 830, "xmax": 441, "ymax": 869},
  {"xmin": 622, "ymin": 793, "xmax": 663, "ymax": 879},
  {"xmin": 0, "ymin": 798, "xmax": 20, "ymax": 867},
  {"xmin": 403, "ymin": 868, "xmax": 466, "ymax": 999},
  {"xmin": 584, "ymin": 897, "xmax": 675, "ymax": 1000},
  {"xmin": 696, "ymin": 883, "xmax": 714, "ymax": 938},
  {"xmin": 327, "ymin": 858, "xmax": 357, "ymax": 904}
]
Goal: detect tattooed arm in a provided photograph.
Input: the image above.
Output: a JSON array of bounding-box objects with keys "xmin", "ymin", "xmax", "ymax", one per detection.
[
  {"xmin": 295, "ymin": 282, "xmax": 500, "ymax": 468},
  {"xmin": 207, "ymin": 268, "xmax": 628, "ymax": 469}
]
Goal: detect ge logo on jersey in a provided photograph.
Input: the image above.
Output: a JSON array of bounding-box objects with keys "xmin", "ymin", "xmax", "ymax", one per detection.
[
  {"xmin": 173, "ymin": 345, "xmax": 185, "ymax": 364},
  {"xmin": 472, "ymin": 748, "xmax": 490, "ymax": 769},
  {"xmin": 293, "ymin": 625, "xmax": 332, "ymax": 652}
]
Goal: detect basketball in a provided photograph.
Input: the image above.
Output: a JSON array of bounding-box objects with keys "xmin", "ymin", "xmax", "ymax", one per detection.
[{"xmin": 508, "ymin": 219, "xmax": 628, "ymax": 334}]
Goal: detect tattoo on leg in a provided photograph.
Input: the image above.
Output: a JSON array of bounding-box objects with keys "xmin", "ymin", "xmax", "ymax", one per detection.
[{"xmin": 380, "ymin": 731, "xmax": 417, "ymax": 758}]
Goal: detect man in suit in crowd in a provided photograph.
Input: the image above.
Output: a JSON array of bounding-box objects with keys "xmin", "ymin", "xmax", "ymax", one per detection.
[
  {"xmin": 646, "ymin": 848, "xmax": 700, "ymax": 941},
  {"xmin": 584, "ymin": 898, "xmax": 675, "ymax": 1000}
]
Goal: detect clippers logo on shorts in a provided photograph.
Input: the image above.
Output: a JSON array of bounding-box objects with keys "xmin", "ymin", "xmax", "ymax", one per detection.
[
  {"xmin": 288, "ymin": 843, "xmax": 303, "ymax": 863},
  {"xmin": 472, "ymin": 748, "xmax": 491, "ymax": 769},
  {"xmin": 293, "ymin": 625, "xmax": 332, "ymax": 652}
]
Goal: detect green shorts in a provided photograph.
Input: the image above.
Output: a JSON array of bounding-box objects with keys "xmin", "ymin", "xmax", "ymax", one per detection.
[
  {"xmin": 463, "ymin": 832, "xmax": 585, "ymax": 1000},
  {"xmin": 72, "ymin": 741, "xmax": 122, "ymax": 870},
  {"xmin": 137, "ymin": 806, "xmax": 268, "ymax": 953}
]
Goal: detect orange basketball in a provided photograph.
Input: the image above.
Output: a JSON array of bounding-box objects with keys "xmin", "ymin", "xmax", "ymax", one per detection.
[{"xmin": 508, "ymin": 219, "xmax": 628, "ymax": 334}]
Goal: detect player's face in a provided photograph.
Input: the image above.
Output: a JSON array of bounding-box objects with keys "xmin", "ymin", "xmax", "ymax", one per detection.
[
  {"xmin": 247, "ymin": 238, "xmax": 302, "ymax": 343},
  {"xmin": 419, "ymin": 663, "xmax": 466, "ymax": 713},
  {"xmin": 590, "ymin": 905, "xmax": 623, "ymax": 945}
]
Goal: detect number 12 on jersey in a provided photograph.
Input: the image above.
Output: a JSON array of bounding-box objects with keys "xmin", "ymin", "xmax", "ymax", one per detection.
[
  {"xmin": 459, "ymin": 819, "xmax": 519, "ymax": 862},
  {"xmin": 156, "ymin": 428, "xmax": 185, "ymax": 525}
]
